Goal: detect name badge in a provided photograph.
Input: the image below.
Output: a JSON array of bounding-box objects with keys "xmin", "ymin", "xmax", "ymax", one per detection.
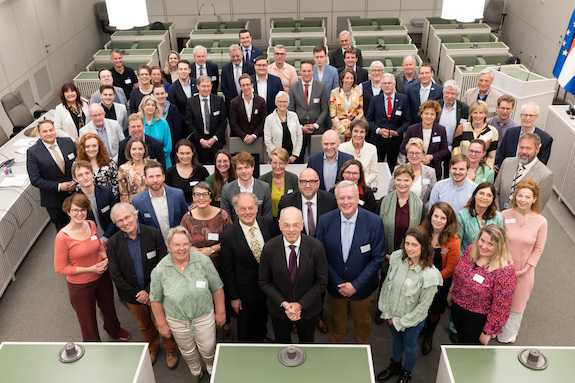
[
  {"xmin": 211, "ymin": 76, "xmax": 217, "ymax": 81},
  {"xmin": 432, "ymin": 136, "xmax": 441, "ymax": 143},
  {"xmin": 360, "ymin": 244, "xmax": 371, "ymax": 253},
  {"xmin": 395, "ymin": 110, "xmax": 402, "ymax": 116},
  {"xmin": 258, "ymin": 199, "xmax": 263, "ymax": 205},
  {"xmin": 254, "ymin": 109, "xmax": 259, "ymax": 115},
  {"xmin": 422, "ymin": 178, "xmax": 431, "ymax": 184},
  {"xmin": 473, "ymin": 273, "xmax": 485, "ymax": 284},
  {"xmin": 505, "ymin": 218, "xmax": 516, "ymax": 224},
  {"xmin": 101, "ymin": 205, "xmax": 110, "ymax": 213},
  {"xmin": 67, "ymin": 153, "xmax": 75, "ymax": 160},
  {"xmin": 125, "ymin": 78, "xmax": 132, "ymax": 84},
  {"xmin": 481, "ymin": 178, "xmax": 487, "ymax": 182},
  {"xmin": 488, "ymin": 107, "xmax": 496, "ymax": 113},
  {"xmin": 287, "ymin": 189, "xmax": 293, "ymax": 194},
  {"xmin": 144, "ymin": 213, "xmax": 151, "ymax": 218},
  {"xmin": 441, "ymin": 248, "xmax": 449, "ymax": 254},
  {"xmin": 190, "ymin": 181, "xmax": 198, "ymax": 187},
  {"xmin": 358, "ymin": 199, "xmax": 365, "ymax": 206},
  {"xmin": 208, "ymin": 233, "xmax": 219, "ymax": 241},
  {"xmin": 459, "ymin": 118, "xmax": 468, "ymax": 124},
  {"xmin": 404, "ymin": 278, "xmax": 413, "ymax": 286},
  {"xmin": 146, "ymin": 250, "xmax": 156, "ymax": 259},
  {"xmin": 214, "ymin": 110, "xmax": 220, "ymax": 116},
  {"xmin": 196, "ymin": 280, "xmax": 206, "ymax": 288},
  {"xmin": 90, "ymin": 235, "xmax": 98, "ymax": 241},
  {"xmin": 313, "ymin": 98, "xmax": 320, "ymax": 103},
  {"xmin": 101, "ymin": 165, "xmax": 109, "ymax": 171}
]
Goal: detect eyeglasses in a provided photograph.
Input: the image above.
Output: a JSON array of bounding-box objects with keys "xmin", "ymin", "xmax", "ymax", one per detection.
[
  {"xmin": 468, "ymin": 149, "xmax": 484, "ymax": 155},
  {"xmin": 342, "ymin": 171, "xmax": 360, "ymax": 177},
  {"xmin": 299, "ymin": 180, "xmax": 319, "ymax": 186},
  {"xmin": 274, "ymin": 52, "xmax": 286, "ymax": 56},
  {"xmin": 171, "ymin": 243, "xmax": 191, "ymax": 249},
  {"xmin": 407, "ymin": 151, "xmax": 422, "ymax": 157},
  {"xmin": 193, "ymin": 192, "xmax": 211, "ymax": 199},
  {"xmin": 70, "ymin": 208, "xmax": 87, "ymax": 214},
  {"xmin": 520, "ymin": 114, "xmax": 537, "ymax": 119}
]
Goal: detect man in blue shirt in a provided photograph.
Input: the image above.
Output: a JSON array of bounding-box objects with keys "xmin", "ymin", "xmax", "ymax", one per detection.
[{"xmin": 429, "ymin": 154, "xmax": 477, "ymax": 213}]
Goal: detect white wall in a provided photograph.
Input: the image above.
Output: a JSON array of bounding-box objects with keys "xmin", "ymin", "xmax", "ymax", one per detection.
[{"xmin": 0, "ymin": 0, "xmax": 105, "ymax": 137}]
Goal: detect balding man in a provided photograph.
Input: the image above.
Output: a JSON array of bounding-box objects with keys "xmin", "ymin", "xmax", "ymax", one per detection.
[
  {"xmin": 90, "ymin": 68, "xmax": 128, "ymax": 109},
  {"xmin": 109, "ymin": 49, "xmax": 138, "ymax": 101},
  {"xmin": 79, "ymin": 104, "xmax": 125, "ymax": 162},
  {"xmin": 221, "ymin": 44, "xmax": 255, "ymax": 112},
  {"xmin": 461, "ymin": 69, "xmax": 503, "ymax": 118},
  {"xmin": 394, "ymin": 55, "xmax": 419, "ymax": 94},
  {"xmin": 330, "ymin": 30, "xmax": 363, "ymax": 69},
  {"xmin": 307, "ymin": 130, "xmax": 354, "ymax": 191},
  {"xmin": 190, "ymin": 45, "xmax": 219, "ymax": 94}
]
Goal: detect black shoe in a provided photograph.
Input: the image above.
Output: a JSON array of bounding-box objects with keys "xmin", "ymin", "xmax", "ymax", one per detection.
[
  {"xmin": 376, "ymin": 359, "xmax": 402, "ymax": 382},
  {"xmin": 422, "ymin": 335, "xmax": 433, "ymax": 355},
  {"xmin": 397, "ymin": 369, "xmax": 412, "ymax": 383},
  {"xmin": 375, "ymin": 310, "xmax": 384, "ymax": 325},
  {"xmin": 262, "ymin": 336, "xmax": 274, "ymax": 343},
  {"xmin": 449, "ymin": 331, "xmax": 459, "ymax": 344}
]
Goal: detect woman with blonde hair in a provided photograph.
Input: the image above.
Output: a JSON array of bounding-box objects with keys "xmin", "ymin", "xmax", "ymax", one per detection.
[
  {"xmin": 139, "ymin": 95, "xmax": 173, "ymax": 167},
  {"xmin": 259, "ymin": 148, "xmax": 298, "ymax": 218},
  {"xmin": 162, "ymin": 50, "xmax": 181, "ymax": 84}
]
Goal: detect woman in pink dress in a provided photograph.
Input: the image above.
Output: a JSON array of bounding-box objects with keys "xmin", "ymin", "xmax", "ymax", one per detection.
[{"xmin": 497, "ymin": 180, "xmax": 547, "ymax": 343}]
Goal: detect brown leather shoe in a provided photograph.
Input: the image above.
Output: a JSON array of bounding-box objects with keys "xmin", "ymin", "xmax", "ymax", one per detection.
[
  {"xmin": 166, "ymin": 352, "xmax": 179, "ymax": 370},
  {"xmin": 149, "ymin": 350, "xmax": 158, "ymax": 365},
  {"xmin": 317, "ymin": 316, "xmax": 329, "ymax": 334}
]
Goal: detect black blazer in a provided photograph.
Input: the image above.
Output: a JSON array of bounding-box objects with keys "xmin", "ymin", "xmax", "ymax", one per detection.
[
  {"xmin": 184, "ymin": 93, "xmax": 227, "ymax": 145},
  {"xmin": 495, "ymin": 126, "xmax": 553, "ymax": 167},
  {"xmin": 252, "ymin": 73, "xmax": 284, "ymax": 115},
  {"xmin": 75, "ymin": 185, "xmax": 118, "ymax": 239},
  {"xmin": 277, "ymin": 190, "xmax": 338, "ymax": 236},
  {"xmin": 338, "ymin": 66, "xmax": 368, "ymax": 85},
  {"xmin": 191, "ymin": 62, "xmax": 219, "ymax": 94},
  {"xmin": 406, "ymin": 83, "xmax": 444, "ymax": 123},
  {"xmin": 229, "ymin": 93, "xmax": 267, "ymax": 138},
  {"xmin": 329, "ymin": 47, "xmax": 363, "ymax": 69},
  {"xmin": 26, "ymin": 137, "xmax": 76, "ymax": 208},
  {"xmin": 107, "ymin": 224, "xmax": 167, "ymax": 304},
  {"xmin": 167, "ymin": 78, "xmax": 198, "ymax": 117},
  {"xmin": 366, "ymin": 92, "xmax": 412, "ymax": 147},
  {"xmin": 259, "ymin": 234, "xmax": 328, "ymax": 319},
  {"xmin": 118, "ymin": 134, "xmax": 166, "ymax": 169},
  {"xmin": 360, "ymin": 80, "xmax": 378, "ymax": 117},
  {"xmin": 220, "ymin": 61, "xmax": 255, "ymax": 111},
  {"xmin": 438, "ymin": 99, "xmax": 469, "ymax": 129},
  {"xmin": 220, "ymin": 216, "xmax": 276, "ymax": 303},
  {"xmin": 165, "ymin": 103, "xmax": 183, "ymax": 145},
  {"xmin": 306, "ymin": 151, "xmax": 354, "ymax": 191}
]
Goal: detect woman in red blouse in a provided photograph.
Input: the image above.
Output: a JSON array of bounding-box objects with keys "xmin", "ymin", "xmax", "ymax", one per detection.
[
  {"xmin": 420, "ymin": 202, "xmax": 460, "ymax": 354},
  {"xmin": 447, "ymin": 224, "xmax": 517, "ymax": 345},
  {"xmin": 54, "ymin": 194, "xmax": 130, "ymax": 342}
]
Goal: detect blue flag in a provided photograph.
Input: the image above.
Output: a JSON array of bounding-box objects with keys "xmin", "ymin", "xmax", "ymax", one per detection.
[{"xmin": 554, "ymin": 9, "xmax": 575, "ymax": 95}]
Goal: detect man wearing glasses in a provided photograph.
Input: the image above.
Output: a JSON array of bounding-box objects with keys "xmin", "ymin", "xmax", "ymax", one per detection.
[{"xmin": 268, "ymin": 44, "xmax": 298, "ymax": 93}]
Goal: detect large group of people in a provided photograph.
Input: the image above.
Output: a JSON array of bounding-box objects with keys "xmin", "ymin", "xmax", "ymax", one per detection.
[{"xmin": 24, "ymin": 26, "xmax": 557, "ymax": 383}]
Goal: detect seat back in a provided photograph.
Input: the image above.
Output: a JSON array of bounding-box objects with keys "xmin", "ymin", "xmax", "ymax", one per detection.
[{"xmin": 1, "ymin": 91, "xmax": 34, "ymax": 129}]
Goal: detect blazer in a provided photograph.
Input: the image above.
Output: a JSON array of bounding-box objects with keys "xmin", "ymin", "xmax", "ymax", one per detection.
[
  {"xmin": 259, "ymin": 234, "xmax": 328, "ymax": 319},
  {"xmin": 307, "ymin": 151, "xmax": 354, "ymax": 191},
  {"xmin": 54, "ymin": 102, "xmax": 90, "ymax": 141},
  {"xmin": 74, "ymin": 185, "xmax": 118, "ymax": 240},
  {"xmin": 184, "ymin": 93, "xmax": 227, "ymax": 146},
  {"xmin": 388, "ymin": 164, "xmax": 437, "ymax": 208},
  {"xmin": 288, "ymin": 79, "xmax": 329, "ymax": 131},
  {"xmin": 329, "ymin": 47, "xmax": 363, "ymax": 69},
  {"xmin": 379, "ymin": 190, "xmax": 424, "ymax": 254},
  {"xmin": 252, "ymin": 73, "xmax": 284, "ymax": 115},
  {"xmin": 338, "ymin": 66, "xmax": 368, "ymax": 85},
  {"xmin": 131, "ymin": 186, "xmax": 189, "ymax": 230},
  {"xmin": 366, "ymin": 92, "xmax": 411, "ymax": 147},
  {"xmin": 229, "ymin": 93, "xmax": 267, "ymax": 139},
  {"xmin": 495, "ymin": 126, "xmax": 553, "ymax": 167},
  {"xmin": 220, "ymin": 178, "xmax": 273, "ymax": 221},
  {"xmin": 220, "ymin": 61, "xmax": 255, "ymax": 110},
  {"xmin": 79, "ymin": 119, "xmax": 125, "ymax": 163},
  {"xmin": 117, "ymin": 134, "xmax": 166, "ymax": 169},
  {"xmin": 394, "ymin": 71, "xmax": 419, "ymax": 94},
  {"xmin": 400, "ymin": 123, "xmax": 450, "ymax": 179},
  {"xmin": 190, "ymin": 61, "xmax": 219, "ymax": 94},
  {"xmin": 277, "ymin": 189, "xmax": 338, "ymax": 236},
  {"xmin": 461, "ymin": 87, "xmax": 503, "ymax": 118},
  {"xmin": 167, "ymin": 78, "xmax": 198, "ymax": 117},
  {"xmin": 263, "ymin": 110, "xmax": 303, "ymax": 157},
  {"xmin": 107, "ymin": 102, "xmax": 128, "ymax": 132},
  {"xmin": 360, "ymin": 80, "xmax": 379, "ymax": 117},
  {"xmin": 164, "ymin": 102, "xmax": 183, "ymax": 145},
  {"xmin": 316, "ymin": 208, "xmax": 385, "ymax": 300},
  {"xmin": 438, "ymin": 99, "xmax": 469, "ymax": 128},
  {"xmin": 329, "ymin": 87, "xmax": 363, "ymax": 134},
  {"xmin": 406, "ymin": 83, "xmax": 444, "ymax": 123},
  {"xmin": 313, "ymin": 64, "xmax": 339, "ymax": 94},
  {"xmin": 494, "ymin": 157, "xmax": 553, "ymax": 210},
  {"xmin": 259, "ymin": 170, "xmax": 299, "ymax": 196},
  {"xmin": 221, "ymin": 216, "xmax": 275, "ymax": 303},
  {"xmin": 242, "ymin": 45, "xmax": 263, "ymax": 64},
  {"xmin": 107, "ymin": 224, "xmax": 167, "ymax": 305},
  {"xmin": 90, "ymin": 86, "xmax": 129, "ymax": 110},
  {"xmin": 26, "ymin": 137, "xmax": 77, "ymax": 208}
]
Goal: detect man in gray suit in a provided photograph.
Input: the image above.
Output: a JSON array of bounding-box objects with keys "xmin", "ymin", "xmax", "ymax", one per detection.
[
  {"xmin": 99, "ymin": 85, "xmax": 128, "ymax": 132},
  {"xmin": 461, "ymin": 69, "xmax": 503, "ymax": 118},
  {"xmin": 220, "ymin": 151, "xmax": 272, "ymax": 221},
  {"xmin": 495, "ymin": 133, "xmax": 553, "ymax": 210},
  {"xmin": 289, "ymin": 60, "xmax": 329, "ymax": 160},
  {"xmin": 79, "ymin": 103, "xmax": 125, "ymax": 162}
]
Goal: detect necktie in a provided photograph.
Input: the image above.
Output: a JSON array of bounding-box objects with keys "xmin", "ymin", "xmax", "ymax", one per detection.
[
  {"xmin": 288, "ymin": 245, "xmax": 297, "ymax": 283},
  {"xmin": 249, "ymin": 226, "xmax": 262, "ymax": 262},
  {"xmin": 203, "ymin": 98, "xmax": 210, "ymax": 135},
  {"xmin": 421, "ymin": 88, "xmax": 429, "ymax": 103},
  {"xmin": 342, "ymin": 221, "xmax": 352, "ymax": 263},
  {"xmin": 387, "ymin": 96, "xmax": 392, "ymax": 120},
  {"xmin": 245, "ymin": 48, "xmax": 251, "ymax": 63},
  {"xmin": 510, "ymin": 164, "xmax": 525, "ymax": 197},
  {"xmin": 49, "ymin": 145, "xmax": 65, "ymax": 174},
  {"xmin": 304, "ymin": 83, "xmax": 310, "ymax": 105},
  {"xmin": 200, "ymin": 66, "xmax": 204, "ymax": 76},
  {"xmin": 234, "ymin": 65, "xmax": 241, "ymax": 94},
  {"xmin": 306, "ymin": 201, "xmax": 315, "ymax": 237}
]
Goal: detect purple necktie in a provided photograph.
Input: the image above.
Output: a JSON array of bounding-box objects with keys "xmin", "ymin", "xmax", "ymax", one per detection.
[
  {"xmin": 306, "ymin": 201, "xmax": 315, "ymax": 237},
  {"xmin": 288, "ymin": 245, "xmax": 297, "ymax": 283}
]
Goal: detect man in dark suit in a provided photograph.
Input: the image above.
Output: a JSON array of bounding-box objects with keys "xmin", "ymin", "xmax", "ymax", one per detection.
[
  {"xmin": 221, "ymin": 44, "xmax": 255, "ymax": 113},
  {"xmin": 118, "ymin": 114, "xmax": 166, "ymax": 168},
  {"xmin": 229, "ymin": 74, "xmax": 267, "ymax": 142},
  {"xmin": 26, "ymin": 120, "xmax": 77, "ymax": 230},
  {"xmin": 366, "ymin": 73, "xmax": 411, "ymax": 170},
  {"xmin": 221, "ymin": 192, "xmax": 275, "ymax": 342},
  {"xmin": 330, "ymin": 30, "xmax": 363, "ymax": 69},
  {"xmin": 239, "ymin": 29, "xmax": 263, "ymax": 64},
  {"xmin": 72, "ymin": 160, "xmax": 117, "ymax": 243},
  {"xmin": 495, "ymin": 103, "xmax": 552, "ymax": 170},
  {"xmin": 259, "ymin": 207, "xmax": 328, "ymax": 343},
  {"xmin": 438, "ymin": 80, "xmax": 469, "ymax": 176},
  {"xmin": 289, "ymin": 60, "xmax": 330, "ymax": 159},
  {"xmin": 167, "ymin": 59, "xmax": 197, "ymax": 117},
  {"xmin": 190, "ymin": 45, "xmax": 219, "ymax": 94},
  {"xmin": 307, "ymin": 130, "xmax": 354, "ymax": 191},
  {"xmin": 107, "ymin": 203, "xmax": 178, "ymax": 369},
  {"xmin": 317, "ymin": 181, "xmax": 385, "ymax": 343},
  {"xmin": 405, "ymin": 63, "xmax": 443, "ymax": 123},
  {"xmin": 131, "ymin": 160, "xmax": 188, "ymax": 239},
  {"xmin": 184, "ymin": 75, "xmax": 227, "ymax": 164},
  {"xmin": 360, "ymin": 61, "xmax": 385, "ymax": 117},
  {"xmin": 337, "ymin": 47, "xmax": 368, "ymax": 85},
  {"xmin": 252, "ymin": 56, "xmax": 284, "ymax": 115},
  {"xmin": 394, "ymin": 55, "xmax": 419, "ymax": 94}
]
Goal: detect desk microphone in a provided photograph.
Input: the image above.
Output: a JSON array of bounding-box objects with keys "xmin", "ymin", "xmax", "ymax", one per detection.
[
  {"xmin": 567, "ymin": 100, "xmax": 575, "ymax": 116},
  {"xmin": 525, "ymin": 55, "xmax": 537, "ymax": 82}
]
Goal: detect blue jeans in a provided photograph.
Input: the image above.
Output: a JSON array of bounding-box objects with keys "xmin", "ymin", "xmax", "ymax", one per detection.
[{"xmin": 388, "ymin": 320, "xmax": 425, "ymax": 372}]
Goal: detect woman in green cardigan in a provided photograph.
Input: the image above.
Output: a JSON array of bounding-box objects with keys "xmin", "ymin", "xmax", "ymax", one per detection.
[{"xmin": 259, "ymin": 148, "xmax": 298, "ymax": 218}]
